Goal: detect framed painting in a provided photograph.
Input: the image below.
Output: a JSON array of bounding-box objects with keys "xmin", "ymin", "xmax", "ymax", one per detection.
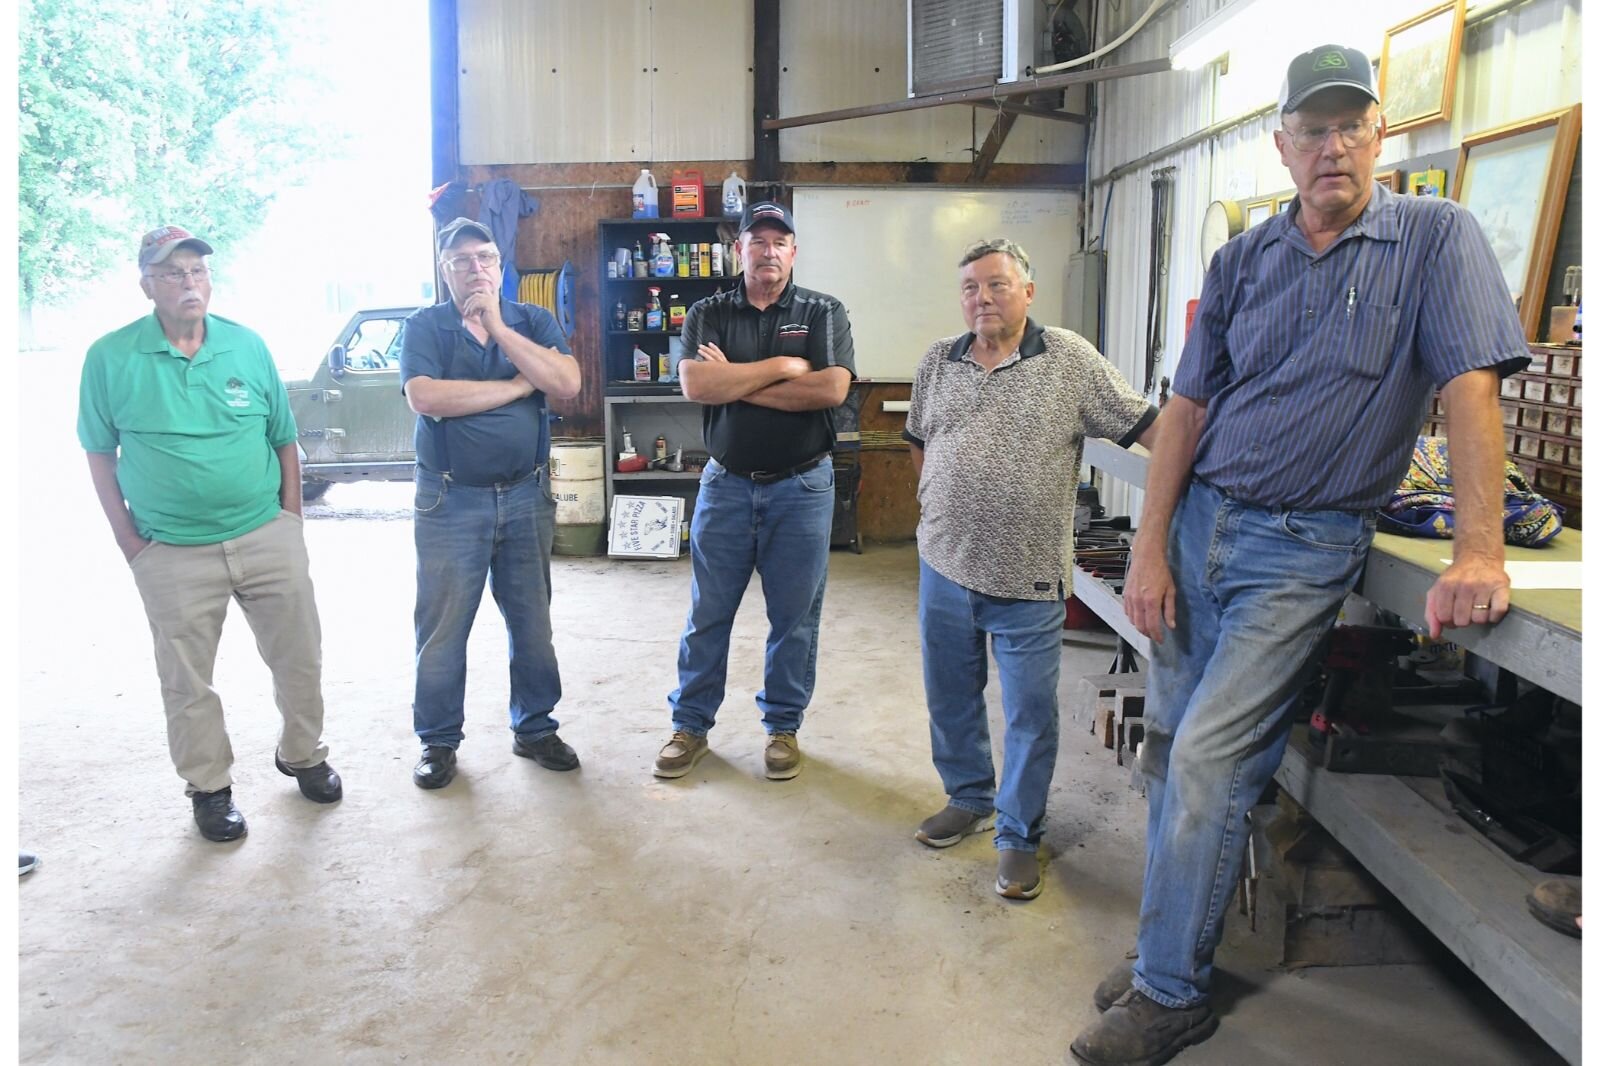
[
  {"xmin": 1408, "ymin": 168, "xmax": 1446, "ymax": 197},
  {"xmin": 1452, "ymin": 104, "xmax": 1582, "ymax": 340},
  {"xmin": 1243, "ymin": 197, "xmax": 1275, "ymax": 229},
  {"xmin": 1373, "ymin": 169, "xmax": 1403, "ymax": 193},
  {"xmin": 1379, "ymin": 0, "xmax": 1465, "ymax": 135},
  {"xmin": 1274, "ymin": 192, "xmax": 1296, "ymax": 215}
]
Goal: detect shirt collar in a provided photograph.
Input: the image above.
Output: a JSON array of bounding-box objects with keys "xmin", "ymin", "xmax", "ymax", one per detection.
[
  {"xmin": 1265, "ymin": 179, "xmax": 1401, "ymax": 253},
  {"xmin": 137, "ymin": 312, "xmax": 227, "ymax": 363},
  {"xmin": 948, "ymin": 318, "xmax": 1047, "ymax": 362},
  {"xmin": 733, "ymin": 279, "xmax": 796, "ymax": 311}
]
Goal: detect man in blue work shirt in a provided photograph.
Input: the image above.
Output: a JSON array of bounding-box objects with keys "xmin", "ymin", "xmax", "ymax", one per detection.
[
  {"xmin": 400, "ymin": 217, "xmax": 583, "ymax": 790},
  {"xmin": 1071, "ymin": 45, "xmax": 1529, "ymax": 1066}
]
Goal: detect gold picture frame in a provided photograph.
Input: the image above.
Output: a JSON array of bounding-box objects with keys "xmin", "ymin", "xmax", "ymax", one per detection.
[
  {"xmin": 1373, "ymin": 170, "xmax": 1403, "ymax": 193},
  {"xmin": 1379, "ymin": 0, "xmax": 1466, "ymax": 135},
  {"xmin": 1243, "ymin": 197, "xmax": 1275, "ymax": 229},
  {"xmin": 1451, "ymin": 104, "xmax": 1582, "ymax": 340}
]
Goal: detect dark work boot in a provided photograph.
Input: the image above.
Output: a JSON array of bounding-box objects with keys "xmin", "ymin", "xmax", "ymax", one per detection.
[
  {"xmin": 1069, "ymin": 990, "xmax": 1217, "ymax": 1066},
  {"xmin": 413, "ymin": 746, "xmax": 457, "ymax": 790},
  {"xmin": 191, "ymin": 788, "xmax": 248, "ymax": 842}
]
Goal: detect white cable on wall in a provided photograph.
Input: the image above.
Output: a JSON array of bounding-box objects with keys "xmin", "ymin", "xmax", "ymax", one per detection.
[{"xmin": 1032, "ymin": 0, "xmax": 1174, "ymax": 74}]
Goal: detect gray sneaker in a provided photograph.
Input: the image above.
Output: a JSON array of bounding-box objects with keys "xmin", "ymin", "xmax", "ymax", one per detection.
[
  {"xmin": 914, "ymin": 804, "xmax": 996, "ymax": 848},
  {"xmin": 653, "ymin": 731, "xmax": 709, "ymax": 779},
  {"xmin": 764, "ymin": 732, "xmax": 802, "ymax": 780},
  {"xmin": 996, "ymin": 848, "xmax": 1042, "ymax": 900},
  {"xmin": 1093, "ymin": 960, "xmax": 1137, "ymax": 1012},
  {"xmin": 1069, "ymin": 990, "xmax": 1217, "ymax": 1066}
]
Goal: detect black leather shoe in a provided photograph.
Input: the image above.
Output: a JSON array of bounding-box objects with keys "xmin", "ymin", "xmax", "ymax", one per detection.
[
  {"xmin": 413, "ymin": 745, "xmax": 457, "ymax": 790},
  {"xmin": 275, "ymin": 754, "xmax": 343, "ymax": 803},
  {"xmin": 512, "ymin": 732, "xmax": 580, "ymax": 771},
  {"xmin": 191, "ymin": 788, "xmax": 247, "ymax": 842}
]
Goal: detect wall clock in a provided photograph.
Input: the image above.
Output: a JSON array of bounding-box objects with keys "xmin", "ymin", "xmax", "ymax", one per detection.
[{"xmin": 1200, "ymin": 199, "xmax": 1245, "ymax": 272}]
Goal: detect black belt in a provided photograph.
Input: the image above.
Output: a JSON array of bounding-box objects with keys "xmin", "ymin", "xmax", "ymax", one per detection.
[{"xmin": 722, "ymin": 453, "xmax": 828, "ymax": 485}]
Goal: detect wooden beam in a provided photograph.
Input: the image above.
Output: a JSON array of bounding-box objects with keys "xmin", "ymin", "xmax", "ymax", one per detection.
[
  {"xmin": 971, "ymin": 100, "xmax": 1089, "ymax": 124},
  {"xmin": 753, "ymin": 0, "xmax": 780, "ymax": 182},
  {"xmin": 763, "ymin": 57, "xmax": 1170, "ymax": 131},
  {"xmin": 968, "ymin": 108, "xmax": 1020, "ymax": 182}
]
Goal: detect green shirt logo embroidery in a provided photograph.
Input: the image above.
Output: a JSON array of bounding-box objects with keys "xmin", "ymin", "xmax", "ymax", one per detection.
[{"xmin": 1313, "ymin": 51, "xmax": 1350, "ymax": 71}]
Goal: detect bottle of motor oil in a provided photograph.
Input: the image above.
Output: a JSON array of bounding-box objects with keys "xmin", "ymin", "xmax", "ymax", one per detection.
[
  {"xmin": 633, "ymin": 345, "xmax": 652, "ymax": 381},
  {"xmin": 668, "ymin": 295, "xmax": 686, "ymax": 329}
]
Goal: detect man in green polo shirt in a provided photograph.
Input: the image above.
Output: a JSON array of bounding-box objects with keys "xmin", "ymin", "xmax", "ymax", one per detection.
[{"xmin": 77, "ymin": 225, "xmax": 343, "ymax": 843}]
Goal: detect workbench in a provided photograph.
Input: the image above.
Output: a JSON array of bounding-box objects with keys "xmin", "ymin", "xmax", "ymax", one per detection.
[{"xmin": 1080, "ymin": 437, "xmax": 1584, "ymax": 1065}]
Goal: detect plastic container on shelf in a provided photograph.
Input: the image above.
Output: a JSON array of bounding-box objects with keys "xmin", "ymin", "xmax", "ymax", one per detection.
[
  {"xmin": 671, "ymin": 170, "xmax": 705, "ymax": 218},
  {"xmin": 632, "ymin": 169, "xmax": 659, "ymax": 218},
  {"xmin": 721, "ymin": 171, "xmax": 746, "ymax": 217}
]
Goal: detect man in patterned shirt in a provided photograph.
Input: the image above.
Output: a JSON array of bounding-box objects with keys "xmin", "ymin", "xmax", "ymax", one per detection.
[
  {"xmin": 1072, "ymin": 45, "xmax": 1526, "ymax": 1066},
  {"xmin": 904, "ymin": 238, "xmax": 1158, "ymax": 901}
]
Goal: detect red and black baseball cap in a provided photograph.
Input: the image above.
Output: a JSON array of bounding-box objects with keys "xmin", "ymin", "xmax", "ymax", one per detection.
[
  {"xmin": 738, "ymin": 201, "xmax": 796, "ymax": 237},
  {"xmin": 138, "ymin": 225, "xmax": 214, "ymax": 269},
  {"xmin": 1278, "ymin": 44, "xmax": 1380, "ymax": 114}
]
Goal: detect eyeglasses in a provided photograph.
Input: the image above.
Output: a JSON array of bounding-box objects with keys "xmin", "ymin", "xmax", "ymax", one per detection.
[
  {"xmin": 147, "ymin": 266, "xmax": 210, "ymax": 286},
  {"xmin": 1282, "ymin": 119, "xmax": 1381, "ymax": 153},
  {"xmin": 444, "ymin": 250, "xmax": 502, "ymax": 273}
]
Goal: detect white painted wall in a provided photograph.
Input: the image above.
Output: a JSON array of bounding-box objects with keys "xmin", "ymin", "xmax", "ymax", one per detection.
[{"xmin": 1087, "ymin": 0, "xmax": 1583, "ymax": 518}]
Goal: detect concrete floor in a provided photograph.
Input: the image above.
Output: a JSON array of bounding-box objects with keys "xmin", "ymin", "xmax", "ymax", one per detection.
[{"xmin": 17, "ymin": 478, "xmax": 1564, "ymax": 1066}]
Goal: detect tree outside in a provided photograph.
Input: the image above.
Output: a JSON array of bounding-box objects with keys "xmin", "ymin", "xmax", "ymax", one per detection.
[{"xmin": 18, "ymin": 0, "xmax": 335, "ymax": 346}]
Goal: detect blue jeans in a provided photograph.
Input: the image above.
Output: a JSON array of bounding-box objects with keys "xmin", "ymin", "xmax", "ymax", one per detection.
[
  {"xmin": 919, "ymin": 559, "xmax": 1065, "ymax": 852},
  {"xmin": 412, "ymin": 466, "xmax": 563, "ymax": 748},
  {"xmin": 669, "ymin": 456, "xmax": 835, "ymax": 736},
  {"xmin": 1134, "ymin": 478, "xmax": 1374, "ymax": 1008}
]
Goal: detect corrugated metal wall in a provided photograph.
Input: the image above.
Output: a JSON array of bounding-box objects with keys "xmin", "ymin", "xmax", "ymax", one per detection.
[
  {"xmin": 1088, "ymin": 0, "xmax": 1583, "ymax": 518},
  {"xmin": 456, "ymin": 0, "xmax": 1086, "ymax": 165}
]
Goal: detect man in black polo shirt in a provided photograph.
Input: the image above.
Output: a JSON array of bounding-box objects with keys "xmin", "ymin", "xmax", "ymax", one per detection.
[
  {"xmin": 652, "ymin": 202, "xmax": 856, "ymax": 781},
  {"xmin": 399, "ymin": 217, "xmax": 583, "ymax": 790}
]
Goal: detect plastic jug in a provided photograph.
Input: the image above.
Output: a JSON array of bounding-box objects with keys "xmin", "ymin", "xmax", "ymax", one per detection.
[
  {"xmin": 721, "ymin": 172, "xmax": 746, "ymax": 218},
  {"xmin": 632, "ymin": 169, "xmax": 659, "ymax": 218},
  {"xmin": 670, "ymin": 170, "xmax": 705, "ymax": 218}
]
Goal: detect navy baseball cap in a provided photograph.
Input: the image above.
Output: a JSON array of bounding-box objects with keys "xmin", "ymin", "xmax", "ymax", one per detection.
[
  {"xmin": 738, "ymin": 201, "xmax": 796, "ymax": 236},
  {"xmin": 1278, "ymin": 44, "xmax": 1380, "ymax": 113}
]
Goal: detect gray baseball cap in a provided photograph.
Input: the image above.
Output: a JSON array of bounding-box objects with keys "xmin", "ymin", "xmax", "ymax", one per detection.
[
  {"xmin": 437, "ymin": 216, "xmax": 494, "ymax": 252},
  {"xmin": 1278, "ymin": 44, "xmax": 1380, "ymax": 113},
  {"xmin": 138, "ymin": 225, "xmax": 214, "ymax": 268}
]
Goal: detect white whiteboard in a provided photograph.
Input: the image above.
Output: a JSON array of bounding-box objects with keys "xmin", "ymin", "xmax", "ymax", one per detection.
[{"xmin": 791, "ymin": 186, "xmax": 1081, "ymax": 380}]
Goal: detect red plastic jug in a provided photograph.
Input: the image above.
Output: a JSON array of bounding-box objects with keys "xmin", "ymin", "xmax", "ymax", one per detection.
[{"xmin": 671, "ymin": 170, "xmax": 706, "ymax": 219}]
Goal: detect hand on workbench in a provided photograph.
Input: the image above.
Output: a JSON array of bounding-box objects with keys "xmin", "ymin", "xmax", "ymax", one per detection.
[
  {"xmin": 1124, "ymin": 534, "xmax": 1177, "ymax": 643},
  {"xmin": 1424, "ymin": 555, "xmax": 1511, "ymax": 639}
]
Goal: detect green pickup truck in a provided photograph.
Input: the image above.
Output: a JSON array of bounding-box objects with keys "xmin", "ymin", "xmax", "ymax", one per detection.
[{"xmin": 286, "ymin": 306, "xmax": 421, "ymax": 501}]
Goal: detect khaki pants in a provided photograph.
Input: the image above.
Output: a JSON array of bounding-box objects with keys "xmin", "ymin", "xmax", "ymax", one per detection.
[{"xmin": 129, "ymin": 510, "xmax": 328, "ymax": 794}]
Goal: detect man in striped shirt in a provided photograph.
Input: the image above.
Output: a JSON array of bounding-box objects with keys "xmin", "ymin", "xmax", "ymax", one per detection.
[{"xmin": 1071, "ymin": 44, "xmax": 1529, "ymax": 1066}]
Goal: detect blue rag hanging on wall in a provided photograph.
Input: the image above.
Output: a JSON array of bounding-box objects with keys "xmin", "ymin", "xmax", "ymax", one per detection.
[{"xmin": 477, "ymin": 179, "xmax": 541, "ymax": 299}]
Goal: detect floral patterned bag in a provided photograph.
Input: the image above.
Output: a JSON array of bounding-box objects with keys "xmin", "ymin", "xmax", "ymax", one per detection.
[{"xmin": 1377, "ymin": 436, "xmax": 1564, "ymax": 547}]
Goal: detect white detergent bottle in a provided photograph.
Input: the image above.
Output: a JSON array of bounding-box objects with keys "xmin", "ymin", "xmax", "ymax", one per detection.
[
  {"xmin": 721, "ymin": 171, "xmax": 746, "ymax": 217},
  {"xmin": 632, "ymin": 169, "xmax": 659, "ymax": 218}
]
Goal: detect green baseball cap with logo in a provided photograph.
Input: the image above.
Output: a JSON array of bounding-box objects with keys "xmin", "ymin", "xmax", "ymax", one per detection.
[{"xmin": 1278, "ymin": 44, "xmax": 1380, "ymax": 113}]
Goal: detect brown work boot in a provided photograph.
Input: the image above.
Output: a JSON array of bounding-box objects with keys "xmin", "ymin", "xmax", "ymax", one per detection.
[
  {"xmin": 1093, "ymin": 959, "xmax": 1137, "ymax": 1012},
  {"xmin": 653, "ymin": 731, "xmax": 709, "ymax": 779},
  {"xmin": 1527, "ymin": 878, "xmax": 1582, "ymax": 937},
  {"xmin": 1069, "ymin": 990, "xmax": 1217, "ymax": 1066},
  {"xmin": 764, "ymin": 732, "xmax": 801, "ymax": 780},
  {"xmin": 996, "ymin": 848, "xmax": 1042, "ymax": 900},
  {"xmin": 914, "ymin": 804, "xmax": 996, "ymax": 848}
]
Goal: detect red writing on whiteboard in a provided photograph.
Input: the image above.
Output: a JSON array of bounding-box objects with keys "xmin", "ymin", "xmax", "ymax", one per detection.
[{"xmin": 846, "ymin": 199, "xmax": 871, "ymax": 208}]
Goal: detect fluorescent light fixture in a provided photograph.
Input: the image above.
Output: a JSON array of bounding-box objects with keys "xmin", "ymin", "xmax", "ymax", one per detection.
[{"xmin": 1169, "ymin": 0, "xmax": 1257, "ymax": 71}]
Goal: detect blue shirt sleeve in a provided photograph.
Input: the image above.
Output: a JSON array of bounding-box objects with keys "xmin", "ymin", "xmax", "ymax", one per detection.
[
  {"xmin": 1414, "ymin": 202, "xmax": 1531, "ymax": 387},
  {"xmin": 398, "ymin": 308, "xmax": 446, "ymax": 389},
  {"xmin": 1171, "ymin": 252, "xmax": 1236, "ymax": 402},
  {"xmin": 518, "ymin": 303, "xmax": 571, "ymax": 355}
]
